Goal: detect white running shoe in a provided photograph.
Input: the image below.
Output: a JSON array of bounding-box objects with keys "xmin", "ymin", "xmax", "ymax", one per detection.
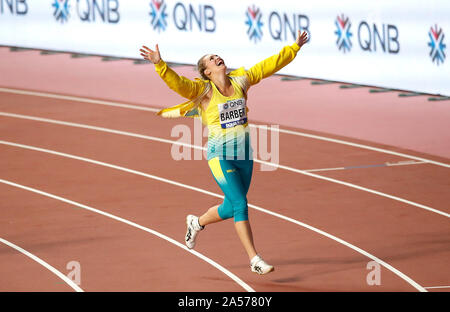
[
  {"xmin": 185, "ymin": 215, "xmax": 204, "ymax": 249},
  {"xmin": 250, "ymin": 255, "xmax": 274, "ymax": 275}
]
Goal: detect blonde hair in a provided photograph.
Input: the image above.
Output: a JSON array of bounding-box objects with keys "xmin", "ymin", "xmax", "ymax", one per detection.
[{"xmin": 197, "ymin": 54, "xmax": 209, "ymax": 80}]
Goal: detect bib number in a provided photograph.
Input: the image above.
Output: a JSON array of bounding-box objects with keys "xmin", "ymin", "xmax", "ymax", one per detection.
[{"xmin": 218, "ymin": 98, "xmax": 247, "ymax": 129}]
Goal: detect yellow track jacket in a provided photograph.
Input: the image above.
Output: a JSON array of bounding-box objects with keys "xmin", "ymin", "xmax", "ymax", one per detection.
[{"xmin": 155, "ymin": 43, "xmax": 301, "ymax": 159}]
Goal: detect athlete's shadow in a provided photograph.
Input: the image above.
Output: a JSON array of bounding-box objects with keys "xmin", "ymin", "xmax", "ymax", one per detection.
[{"xmin": 268, "ymin": 255, "xmax": 367, "ymax": 283}]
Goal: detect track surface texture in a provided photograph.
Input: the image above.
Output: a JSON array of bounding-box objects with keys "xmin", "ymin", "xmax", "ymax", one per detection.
[{"xmin": 0, "ymin": 47, "xmax": 449, "ymax": 292}]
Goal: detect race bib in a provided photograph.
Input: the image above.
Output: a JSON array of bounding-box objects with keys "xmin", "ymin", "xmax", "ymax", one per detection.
[{"xmin": 218, "ymin": 98, "xmax": 247, "ymax": 129}]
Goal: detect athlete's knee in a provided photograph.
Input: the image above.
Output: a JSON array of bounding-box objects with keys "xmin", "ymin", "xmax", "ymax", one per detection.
[
  {"xmin": 232, "ymin": 199, "xmax": 249, "ymax": 222},
  {"xmin": 217, "ymin": 201, "xmax": 233, "ymax": 220}
]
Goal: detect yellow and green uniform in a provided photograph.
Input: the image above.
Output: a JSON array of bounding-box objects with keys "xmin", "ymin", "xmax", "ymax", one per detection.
[{"xmin": 156, "ymin": 42, "xmax": 301, "ymax": 221}]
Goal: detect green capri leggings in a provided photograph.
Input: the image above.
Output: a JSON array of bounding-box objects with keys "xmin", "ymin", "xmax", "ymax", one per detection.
[{"xmin": 208, "ymin": 157, "xmax": 253, "ymax": 222}]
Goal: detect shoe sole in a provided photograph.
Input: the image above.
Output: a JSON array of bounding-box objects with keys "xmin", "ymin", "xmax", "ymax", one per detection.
[
  {"xmin": 252, "ymin": 266, "xmax": 275, "ymax": 275},
  {"xmin": 185, "ymin": 215, "xmax": 194, "ymax": 250}
]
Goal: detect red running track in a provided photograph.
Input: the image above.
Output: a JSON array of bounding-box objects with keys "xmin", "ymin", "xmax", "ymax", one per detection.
[{"xmin": 0, "ymin": 47, "xmax": 449, "ymax": 292}]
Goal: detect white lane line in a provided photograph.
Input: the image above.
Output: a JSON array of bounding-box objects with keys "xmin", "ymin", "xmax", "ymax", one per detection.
[
  {"xmin": 0, "ymin": 237, "xmax": 84, "ymax": 292},
  {"xmin": 0, "ymin": 112, "xmax": 191, "ymax": 148},
  {"xmin": 0, "ymin": 140, "xmax": 427, "ymax": 292},
  {"xmin": 1, "ymin": 112, "xmax": 448, "ymax": 218},
  {"xmin": 303, "ymin": 166, "xmax": 347, "ymax": 173},
  {"xmin": 245, "ymin": 203, "xmax": 428, "ymax": 293},
  {"xmin": 386, "ymin": 160, "xmax": 428, "ymax": 167},
  {"xmin": 259, "ymin": 160, "xmax": 450, "ymax": 218},
  {"xmin": 424, "ymin": 285, "xmax": 450, "ymax": 289},
  {"xmin": 0, "ymin": 86, "xmax": 448, "ymax": 168},
  {"xmin": 0, "ymin": 87, "xmax": 158, "ymax": 112},
  {"xmin": 252, "ymin": 125, "xmax": 450, "ymax": 169},
  {"xmin": 0, "ymin": 178, "xmax": 254, "ymax": 292},
  {"xmin": 303, "ymin": 160, "xmax": 427, "ymax": 173}
]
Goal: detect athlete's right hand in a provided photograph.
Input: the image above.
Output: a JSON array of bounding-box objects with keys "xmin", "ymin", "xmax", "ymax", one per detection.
[
  {"xmin": 140, "ymin": 44, "xmax": 161, "ymax": 64},
  {"xmin": 296, "ymin": 31, "xmax": 308, "ymax": 48}
]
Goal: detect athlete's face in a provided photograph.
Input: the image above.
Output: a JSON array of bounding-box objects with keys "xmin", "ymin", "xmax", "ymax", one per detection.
[{"xmin": 203, "ymin": 54, "xmax": 226, "ymax": 78}]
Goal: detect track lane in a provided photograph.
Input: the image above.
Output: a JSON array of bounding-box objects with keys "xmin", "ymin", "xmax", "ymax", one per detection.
[
  {"xmin": 1, "ymin": 92, "xmax": 448, "ymax": 290},
  {"xmin": 319, "ymin": 164, "xmax": 450, "ymax": 215},
  {"xmin": 1, "ymin": 138, "xmax": 442, "ymax": 292},
  {"xmin": 0, "ymin": 167, "xmax": 250, "ymax": 292},
  {"xmin": 1, "ymin": 90, "xmax": 448, "ymax": 168},
  {"xmin": 0, "ymin": 237, "xmax": 77, "ymax": 292},
  {"xmin": 0, "ymin": 110, "xmax": 448, "ymax": 218},
  {"xmin": 0, "ymin": 143, "xmax": 422, "ymax": 291}
]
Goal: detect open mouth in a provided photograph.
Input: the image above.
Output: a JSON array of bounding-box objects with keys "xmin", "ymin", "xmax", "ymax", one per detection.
[{"xmin": 216, "ymin": 58, "xmax": 224, "ymax": 66}]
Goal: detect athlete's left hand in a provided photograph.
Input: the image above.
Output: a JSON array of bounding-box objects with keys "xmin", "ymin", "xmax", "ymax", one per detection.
[
  {"xmin": 140, "ymin": 44, "xmax": 161, "ymax": 64},
  {"xmin": 296, "ymin": 30, "xmax": 308, "ymax": 48}
]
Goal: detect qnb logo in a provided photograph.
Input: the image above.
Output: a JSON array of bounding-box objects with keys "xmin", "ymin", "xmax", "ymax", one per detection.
[
  {"xmin": 0, "ymin": 0, "xmax": 28, "ymax": 15},
  {"xmin": 148, "ymin": 1, "xmax": 216, "ymax": 33},
  {"xmin": 428, "ymin": 25, "xmax": 446, "ymax": 65},
  {"xmin": 52, "ymin": 0, "xmax": 70, "ymax": 23},
  {"xmin": 52, "ymin": 0, "xmax": 120, "ymax": 24},
  {"xmin": 268, "ymin": 12, "xmax": 310, "ymax": 42},
  {"xmin": 358, "ymin": 21, "xmax": 399, "ymax": 54},
  {"xmin": 77, "ymin": 0, "xmax": 120, "ymax": 23},
  {"xmin": 334, "ymin": 14, "xmax": 400, "ymax": 54},
  {"xmin": 245, "ymin": 7, "xmax": 310, "ymax": 44},
  {"xmin": 335, "ymin": 14, "xmax": 352, "ymax": 53},
  {"xmin": 245, "ymin": 5, "xmax": 263, "ymax": 43},
  {"xmin": 149, "ymin": 0, "xmax": 168, "ymax": 32}
]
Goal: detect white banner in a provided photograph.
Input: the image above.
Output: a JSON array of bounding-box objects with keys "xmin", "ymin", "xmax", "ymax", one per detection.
[{"xmin": 1, "ymin": 0, "xmax": 449, "ymax": 96}]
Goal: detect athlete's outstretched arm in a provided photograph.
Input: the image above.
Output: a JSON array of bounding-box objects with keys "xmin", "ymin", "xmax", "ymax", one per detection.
[
  {"xmin": 245, "ymin": 30, "xmax": 308, "ymax": 86},
  {"xmin": 140, "ymin": 44, "xmax": 205, "ymax": 100}
]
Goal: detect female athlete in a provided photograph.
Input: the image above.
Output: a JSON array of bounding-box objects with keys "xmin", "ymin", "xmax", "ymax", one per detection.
[{"xmin": 140, "ymin": 30, "xmax": 308, "ymax": 275}]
